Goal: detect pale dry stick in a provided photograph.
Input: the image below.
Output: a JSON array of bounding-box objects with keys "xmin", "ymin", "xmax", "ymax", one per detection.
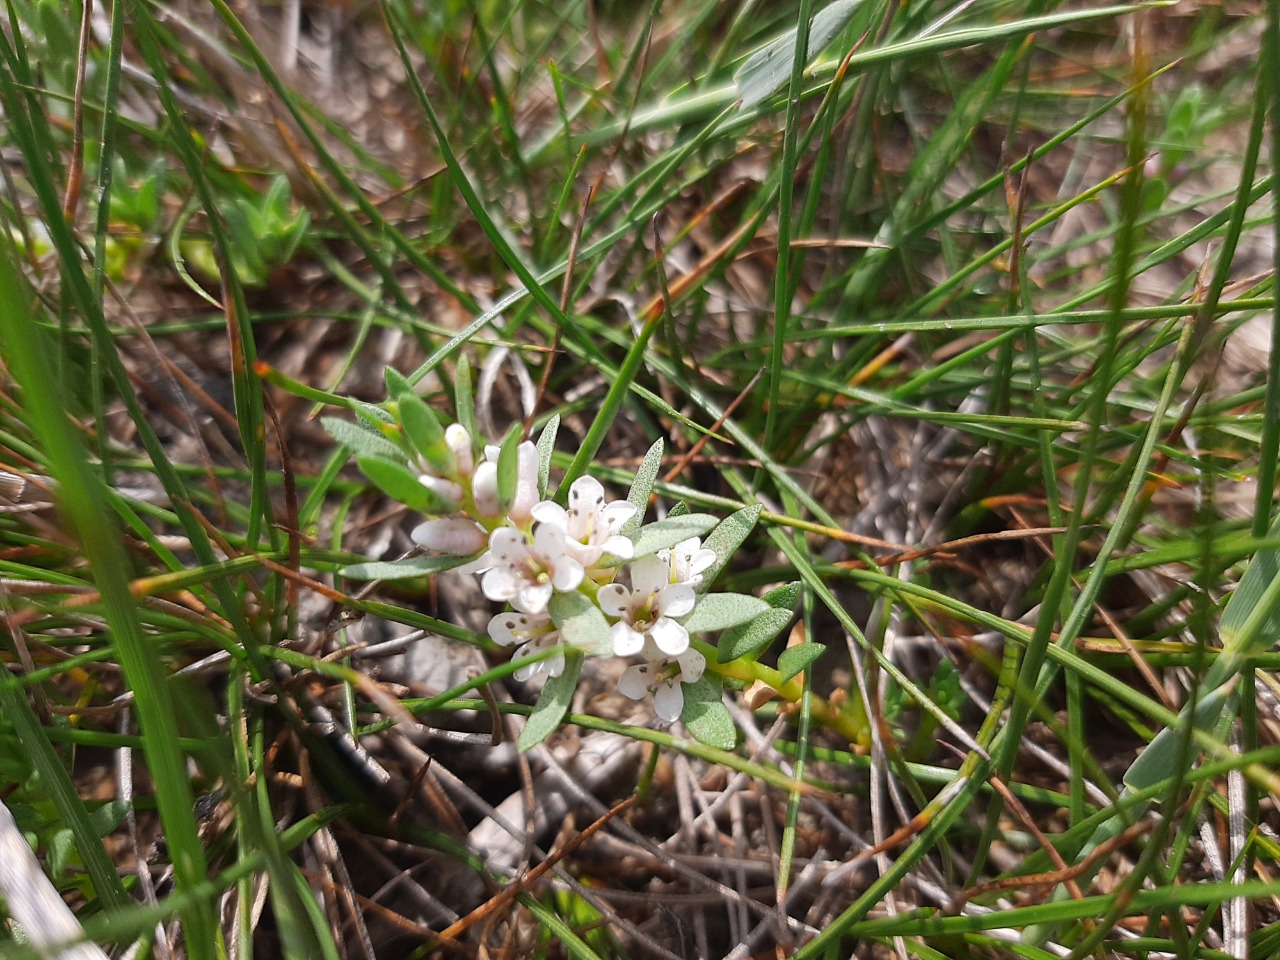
[
  {"xmin": 0, "ymin": 798, "xmax": 111, "ymax": 960},
  {"xmin": 669, "ymin": 753, "xmax": 699, "ymax": 851},
  {"xmin": 532, "ymin": 736, "xmax": 812, "ymax": 936},
  {"xmin": 117, "ymin": 708, "xmax": 173, "ymax": 960},
  {"xmin": 722, "ymin": 854, "xmax": 826, "ymax": 960},
  {"xmin": 302, "ymin": 768, "xmax": 378, "ymax": 960},
  {"xmin": 354, "ymin": 836, "xmax": 459, "ymax": 927},
  {"xmin": 1224, "ymin": 724, "xmax": 1248, "ymax": 959},
  {"xmin": 396, "ymin": 735, "xmax": 676, "ymax": 958}
]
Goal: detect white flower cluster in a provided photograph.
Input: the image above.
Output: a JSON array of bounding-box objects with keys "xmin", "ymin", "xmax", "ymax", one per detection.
[{"xmin": 409, "ymin": 427, "xmax": 716, "ymax": 723}]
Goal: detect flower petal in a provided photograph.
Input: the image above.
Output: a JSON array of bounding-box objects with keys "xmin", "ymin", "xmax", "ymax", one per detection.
[
  {"xmin": 657, "ymin": 583, "xmax": 696, "ymax": 619},
  {"xmin": 598, "ymin": 533, "xmax": 634, "ymax": 561},
  {"xmin": 481, "ymin": 566, "xmax": 521, "ymax": 603},
  {"xmin": 677, "ymin": 648, "xmax": 706, "ymax": 683},
  {"xmin": 418, "ymin": 474, "xmax": 463, "ymax": 506},
  {"xmin": 489, "ymin": 527, "xmax": 528, "ymax": 562},
  {"xmin": 597, "ymin": 584, "xmax": 631, "ymax": 618},
  {"xmin": 600, "ymin": 500, "xmax": 637, "ymax": 533},
  {"xmin": 653, "ymin": 680, "xmax": 684, "ymax": 722},
  {"xmin": 530, "ymin": 500, "xmax": 568, "ymax": 528},
  {"xmin": 508, "ymin": 442, "xmax": 541, "ymax": 523},
  {"xmin": 488, "ymin": 611, "xmax": 544, "ymax": 647},
  {"xmin": 611, "ymin": 621, "xmax": 646, "ymax": 657},
  {"xmin": 617, "ymin": 663, "xmax": 653, "ymax": 700},
  {"xmin": 550, "ymin": 557, "xmax": 584, "ymax": 592},
  {"xmin": 472, "ymin": 461, "xmax": 500, "ymax": 516},
  {"xmin": 649, "ymin": 617, "xmax": 690, "ymax": 656},
  {"xmin": 514, "ymin": 581, "xmax": 553, "ymax": 615},
  {"xmin": 411, "ymin": 517, "xmax": 486, "ymax": 556},
  {"xmin": 445, "ymin": 423, "xmax": 474, "ymax": 475},
  {"xmin": 630, "ymin": 553, "xmax": 669, "ymax": 598}
]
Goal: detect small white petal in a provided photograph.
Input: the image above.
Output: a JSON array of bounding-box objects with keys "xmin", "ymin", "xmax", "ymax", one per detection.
[
  {"xmin": 514, "ymin": 581, "xmax": 554, "ymax": 615},
  {"xmin": 530, "ymin": 500, "xmax": 568, "ymax": 528},
  {"xmin": 677, "ymin": 648, "xmax": 706, "ymax": 683},
  {"xmin": 418, "ymin": 474, "xmax": 463, "ymax": 506},
  {"xmin": 617, "ymin": 663, "xmax": 653, "ymax": 700},
  {"xmin": 472, "ymin": 461, "xmax": 500, "ymax": 516},
  {"xmin": 533, "ymin": 522, "xmax": 570, "ymax": 558},
  {"xmin": 630, "ymin": 554, "xmax": 670, "ymax": 598},
  {"xmin": 599, "ymin": 534, "xmax": 634, "ymax": 561},
  {"xmin": 600, "ymin": 500, "xmax": 637, "ymax": 532},
  {"xmin": 550, "ymin": 558, "xmax": 584, "ymax": 592},
  {"xmin": 611, "ymin": 622, "xmax": 646, "ymax": 657},
  {"xmin": 445, "ymin": 424, "xmax": 474, "ymax": 475},
  {"xmin": 489, "ymin": 611, "xmax": 538, "ymax": 647},
  {"xmin": 597, "ymin": 584, "xmax": 631, "ymax": 618},
  {"xmin": 481, "ymin": 567, "xmax": 521, "ymax": 603},
  {"xmin": 489, "ymin": 527, "xmax": 528, "ymax": 561},
  {"xmin": 653, "ymin": 680, "xmax": 684, "ymax": 722},
  {"xmin": 649, "ymin": 617, "xmax": 690, "ymax": 656},
  {"xmin": 509, "ymin": 442, "xmax": 541, "ymax": 523},
  {"xmin": 411, "ymin": 517, "xmax": 487, "ymax": 556},
  {"xmin": 657, "ymin": 583, "xmax": 696, "ymax": 619}
]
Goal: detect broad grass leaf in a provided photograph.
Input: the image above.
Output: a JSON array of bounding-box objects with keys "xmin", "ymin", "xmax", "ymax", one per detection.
[
  {"xmin": 682, "ymin": 593, "xmax": 769, "ymax": 634},
  {"xmin": 623, "ymin": 438, "xmax": 663, "ymax": 535},
  {"xmin": 1219, "ymin": 509, "xmax": 1280, "ymax": 663},
  {"xmin": 322, "ymin": 417, "xmax": 402, "ymax": 462},
  {"xmin": 517, "ymin": 651, "xmax": 584, "ymax": 752},
  {"xmin": 734, "ymin": 0, "xmax": 861, "ymax": 109},
  {"xmin": 778, "ymin": 643, "xmax": 825, "ymax": 683},
  {"xmin": 630, "ymin": 514, "xmax": 718, "ymax": 558},
  {"xmin": 681, "ymin": 676, "xmax": 736, "ymax": 750}
]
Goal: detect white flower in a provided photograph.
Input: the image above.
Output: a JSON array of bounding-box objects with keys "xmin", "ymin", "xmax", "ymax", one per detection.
[
  {"xmin": 446, "ymin": 423, "xmax": 474, "ymax": 476},
  {"xmin": 418, "ymin": 473, "xmax": 463, "ymax": 506},
  {"xmin": 666, "ymin": 537, "xmax": 716, "ymax": 588},
  {"xmin": 471, "ymin": 441, "xmax": 540, "ymax": 524},
  {"xmin": 597, "ymin": 553, "xmax": 695, "ymax": 657},
  {"xmin": 411, "ymin": 517, "xmax": 487, "ymax": 556},
  {"xmin": 489, "ymin": 610, "xmax": 565, "ymax": 681},
  {"xmin": 474, "ymin": 523, "xmax": 584, "ymax": 614},
  {"xmin": 531, "ymin": 475, "xmax": 636, "ymax": 570},
  {"xmin": 617, "ymin": 645, "xmax": 706, "ymax": 722}
]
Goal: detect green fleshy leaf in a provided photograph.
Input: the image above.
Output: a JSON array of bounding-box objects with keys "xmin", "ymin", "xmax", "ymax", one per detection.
[
  {"xmin": 350, "ymin": 398, "xmax": 397, "ymax": 427},
  {"xmin": 682, "ymin": 593, "xmax": 769, "ymax": 634},
  {"xmin": 718, "ymin": 608, "xmax": 794, "ymax": 663},
  {"xmin": 681, "ymin": 676, "xmax": 736, "ymax": 750},
  {"xmin": 698, "ymin": 504, "xmax": 762, "ymax": 592},
  {"xmin": 777, "ymin": 643, "xmax": 825, "ymax": 683},
  {"xmin": 668, "ymin": 501, "xmax": 691, "ymax": 518},
  {"xmin": 496, "ymin": 422, "xmax": 523, "ymax": 514},
  {"xmin": 548, "ymin": 590, "xmax": 613, "ymax": 656},
  {"xmin": 536, "ymin": 415, "xmax": 560, "ymax": 497},
  {"xmin": 322, "ymin": 417, "xmax": 403, "ymax": 462},
  {"xmin": 399, "ymin": 393, "xmax": 454, "ymax": 475},
  {"xmin": 453, "ymin": 354, "xmax": 480, "ymax": 451},
  {"xmin": 384, "ymin": 366, "xmax": 413, "ymax": 399},
  {"xmin": 761, "ymin": 581, "xmax": 803, "ymax": 610},
  {"xmin": 517, "ymin": 651, "xmax": 584, "ymax": 752},
  {"xmin": 734, "ymin": 0, "xmax": 862, "ymax": 109},
  {"xmin": 623, "ymin": 439, "xmax": 663, "ymax": 536},
  {"xmin": 357, "ymin": 455, "xmax": 456, "ymax": 514},
  {"xmin": 629, "ymin": 514, "xmax": 718, "ymax": 559},
  {"xmin": 340, "ymin": 555, "xmax": 475, "ymax": 581}
]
